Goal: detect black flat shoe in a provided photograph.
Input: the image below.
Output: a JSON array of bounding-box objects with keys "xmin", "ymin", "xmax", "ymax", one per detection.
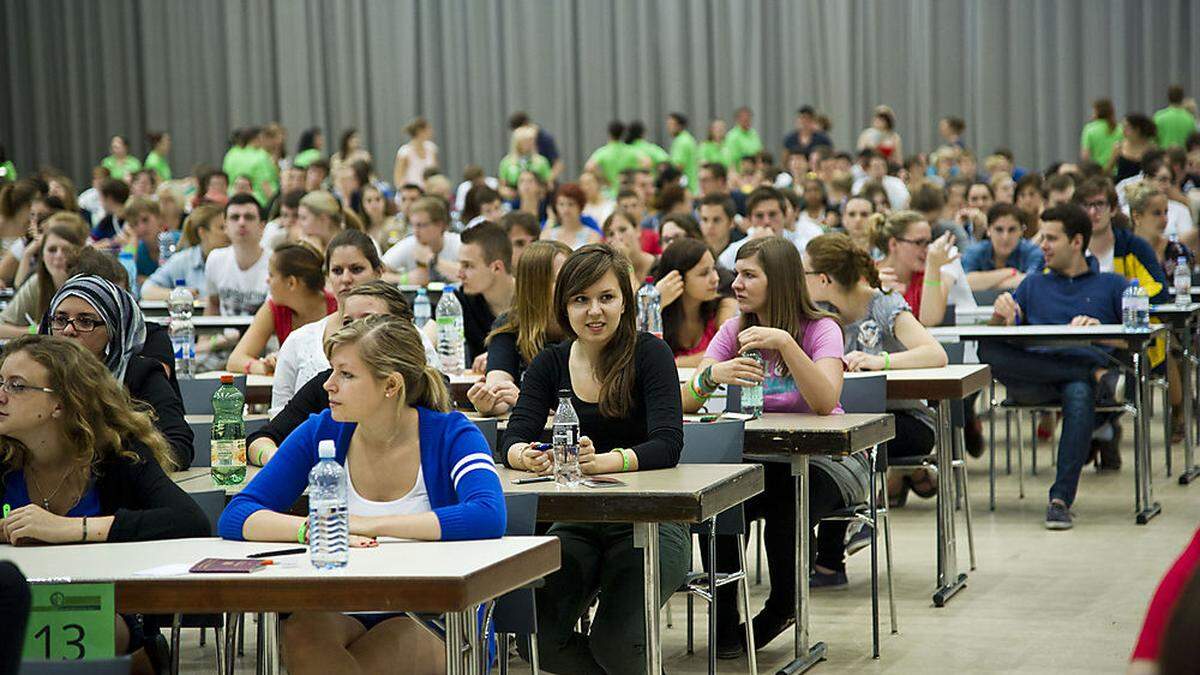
[
  {"xmin": 751, "ymin": 609, "xmax": 796, "ymax": 649},
  {"xmin": 715, "ymin": 628, "xmax": 745, "ymax": 659}
]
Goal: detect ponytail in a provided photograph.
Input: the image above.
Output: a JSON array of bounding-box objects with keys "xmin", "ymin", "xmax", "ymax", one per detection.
[
  {"xmin": 866, "ymin": 210, "xmax": 926, "ymax": 257},
  {"xmin": 417, "ymin": 366, "xmax": 451, "ymax": 412},
  {"xmin": 864, "ymin": 213, "xmax": 890, "ymax": 251}
]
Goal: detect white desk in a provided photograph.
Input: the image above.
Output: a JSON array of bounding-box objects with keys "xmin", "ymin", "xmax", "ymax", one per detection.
[{"xmin": 155, "ymin": 315, "xmax": 254, "ymax": 331}]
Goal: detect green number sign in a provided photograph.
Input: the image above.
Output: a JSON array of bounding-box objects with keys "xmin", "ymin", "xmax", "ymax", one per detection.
[{"xmin": 22, "ymin": 584, "xmax": 115, "ymax": 661}]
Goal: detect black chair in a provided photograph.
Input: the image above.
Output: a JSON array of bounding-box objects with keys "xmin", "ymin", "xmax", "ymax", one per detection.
[
  {"xmin": 677, "ymin": 419, "xmax": 758, "ymax": 674},
  {"xmin": 972, "ymin": 288, "xmax": 1004, "ymax": 306},
  {"xmin": 179, "ymin": 376, "xmax": 246, "ymax": 416},
  {"xmin": 168, "ymin": 490, "xmax": 234, "ymax": 674},
  {"xmin": 19, "ymin": 658, "xmax": 131, "ymax": 674},
  {"xmin": 495, "ymin": 493, "xmax": 541, "ymax": 674},
  {"xmin": 188, "ymin": 418, "xmax": 269, "ymax": 468},
  {"xmin": 471, "ymin": 418, "xmax": 500, "ymax": 461}
]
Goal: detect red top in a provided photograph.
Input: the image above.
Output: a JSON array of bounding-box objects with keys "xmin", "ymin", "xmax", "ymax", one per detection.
[
  {"xmin": 675, "ymin": 315, "xmax": 721, "ymax": 358},
  {"xmin": 269, "ymin": 290, "xmax": 337, "ymax": 345},
  {"xmin": 640, "ymin": 229, "xmax": 662, "ymax": 256},
  {"xmin": 1131, "ymin": 527, "xmax": 1200, "ymax": 661},
  {"xmin": 902, "ymin": 269, "xmax": 925, "ymax": 317}
]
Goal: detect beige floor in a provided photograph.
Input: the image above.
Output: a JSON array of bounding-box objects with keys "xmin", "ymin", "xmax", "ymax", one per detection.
[{"xmin": 183, "ymin": 418, "xmax": 1199, "ymax": 674}]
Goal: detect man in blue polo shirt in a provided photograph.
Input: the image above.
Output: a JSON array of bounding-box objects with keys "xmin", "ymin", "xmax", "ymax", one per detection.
[
  {"xmin": 962, "ymin": 203, "xmax": 1045, "ymax": 290},
  {"xmin": 980, "ymin": 203, "xmax": 1128, "ymax": 531}
]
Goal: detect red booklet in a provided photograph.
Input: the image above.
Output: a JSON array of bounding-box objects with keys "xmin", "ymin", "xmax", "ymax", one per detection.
[{"xmin": 189, "ymin": 558, "xmax": 270, "ymax": 573}]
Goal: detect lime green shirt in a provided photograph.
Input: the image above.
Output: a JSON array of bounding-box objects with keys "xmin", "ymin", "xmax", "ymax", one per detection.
[
  {"xmin": 629, "ymin": 139, "xmax": 670, "ymax": 168},
  {"xmin": 222, "ymin": 146, "xmax": 253, "ymax": 182},
  {"xmin": 587, "ymin": 142, "xmax": 643, "ymax": 192},
  {"xmin": 101, "ymin": 155, "xmax": 141, "ymax": 181},
  {"xmin": 1080, "ymin": 120, "xmax": 1123, "ymax": 170},
  {"xmin": 670, "ymin": 131, "xmax": 699, "ymax": 190},
  {"xmin": 143, "ymin": 151, "xmax": 172, "ymax": 181},
  {"xmin": 723, "ymin": 125, "xmax": 763, "ymax": 165},
  {"xmin": 699, "ymin": 141, "xmax": 730, "ymax": 168},
  {"xmin": 0, "ymin": 161, "xmax": 15, "ymax": 182},
  {"xmin": 1153, "ymin": 106, "xmax": 1197, "ymax": 149},
  {"xmin": 247, "ymin": 147, "xmax": 278, "ymax": 205},
  {"xmin": 498, "ymin": 154, "xmax": 552, "ymax": 186},
  {"xmin": 293, "ymin": 148, "xmax": 321, "ymax": 169}
]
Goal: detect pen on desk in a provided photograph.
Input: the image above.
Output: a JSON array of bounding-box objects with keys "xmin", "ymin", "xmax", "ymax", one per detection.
[
  {"xmin": 247, "ymin": 547, "xmax": 307, "ymax": 559},
  {"xmin": 512, "ymin": 475, "xmax": 554, "ymax": 485}
]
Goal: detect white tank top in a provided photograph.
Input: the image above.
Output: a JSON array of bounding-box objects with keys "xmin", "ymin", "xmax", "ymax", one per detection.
[{"xmin": 346, "ymin": 455, "xmax": 432, "ymax": 517}]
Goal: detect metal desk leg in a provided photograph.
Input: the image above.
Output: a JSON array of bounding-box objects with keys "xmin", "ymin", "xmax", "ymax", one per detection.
[
  {"xmin": 1179, "ymin": 322, "xmax": 1200, "ymax": 484},
  {"xmin": 780, "ymin": 456, "xmax": 826, "ymax": 674},
  {"xmin": 933, "ymin": 399, "xmax": 967, "ymax": 606},
  {"xmin": 1134, "ymin": 347, "xmax": 1162, "ymax": 524},
  {"xmin": 260, "ymin": 613, "xmax": 280, "ymax": 675},
  {"xmin": 633, "ymin": 522, "xmax": 662, "ymax": 675},
  {"xmin": 445, "ymin": 611, "xmax": 464, "ymax": 675},
  {"xmin": 465, "ymin": 607, "xmax": 482, "ymax": 675}
]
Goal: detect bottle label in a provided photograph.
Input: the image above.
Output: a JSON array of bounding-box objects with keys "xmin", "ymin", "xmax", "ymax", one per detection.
[{"xmin": 211, "ymin": 439, "xmax": 247, "ymax": 467}]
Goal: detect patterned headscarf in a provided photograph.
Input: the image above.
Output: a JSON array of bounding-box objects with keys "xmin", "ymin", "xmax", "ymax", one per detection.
[{"xmin": 39, "ymin": 275, "xmax": 147, "ymax": 380}]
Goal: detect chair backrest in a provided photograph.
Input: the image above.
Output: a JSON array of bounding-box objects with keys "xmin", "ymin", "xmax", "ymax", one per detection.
[
  {"xmin": 179, "ymin": 376, "xmax": 246, "ymax": 415},
  {"xmin": 188, "ymin": 417, "xmax": 268, "ymax": 468},
  {"xmin": 471, "ymin": 417, "xmax": 500, "ymax": 461},
  {"xmin": 681, "ymin": 419, "xmax": 746, "ymax": 535},
  {"xmin": 492, "ymin": 493, "xmax": 539, "ymax": 634},
  {"xmin": 189, "ymin": 488, "xmax": 226, "ymax": 534},
  {"xmin": 943, "ymin": 341, "xmax": 966, "ymax": 365},
  {"xmin": 20, "ymin": 657, "xmax": 131, "ymax": 674},
  {"xmin": 972, "ymin": 288, "xmax": 1004, "ymax": 306},
  {"xmin": 724, "ymin": 384, "xmax": 741, "ymax": 413},
  {"xmin": 840, "ymin": 373, "xmax": 890, "ymax": 471},
  {"xmin": 940, "ymin": 304, "xmax": 957, "ymax": 326}
]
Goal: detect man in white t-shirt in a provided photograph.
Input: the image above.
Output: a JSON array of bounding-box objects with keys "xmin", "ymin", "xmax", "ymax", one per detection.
[
  {"xmin": 852, "ymin": 151, "xmax": 911, "ymax": 210},
  {"xmin": 382, "ymin": 196, "xmax": 461, "ymax": 285},
  {"xmin": 718, "ymin": 187, "xmax": 806, "ymax": 269},
  {"xmin": 205, "ymin": 194, "xmax": 270, "ymax": 316}
]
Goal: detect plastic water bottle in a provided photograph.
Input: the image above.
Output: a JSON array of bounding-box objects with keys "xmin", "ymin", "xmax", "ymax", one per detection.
[
  {"xmin": 1174, "ymin": 257, "xmax": 1190, "ymax": 307},
  {"xmin": 1136, "ymin": 282, "xmax": 1151, "ymax": 329},
  {"xmin": 118, "ymin": 245, "xmax": 138, "ymax": 299},
  {"xmin": 308, "ymin": 440, "xmax": 349, "ymax": 570},
  {"xmin": 741, "ymin": 350, "xmax": 765, "ymax": 417},
  {"xmin": 210, "ymin": 375, "xmax": 247, "ymax": 485},
  {"xmin": 413, "ymin": 287, "xmax": 432, "ymax": 329},
  {"xmin": 168, "ymin": 279, "xmax": 195, "ymax": 379},
  {"xmin": 552, "ymin": 389, "xmax": 581, "ymax": 487},
  {"xmin": 637, "ymin": 277, "xmax": 663, "ymax": 338},
  {"xmin": 158, "ymin": 229, "xmax": 176, "ymax": 262},
  {"xmin": 435, "ymin": 285, "xmax": 465, "ymax": 374},
  {"xmin": 1122, "ymin": 282, "xmax": 1139, "ymax": 329}
]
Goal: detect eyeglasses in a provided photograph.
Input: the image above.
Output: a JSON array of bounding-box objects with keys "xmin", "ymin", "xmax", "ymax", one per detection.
[
  {"xmin": 894, "ymin": 236, "xmax": 932, "ymax": 248},
  {"xmin": 49, "ymin": 314, "xmax": 105, "ymax": 333},
  {"xmin": 1082, "ymin": 200, "xmax": 1109, "ymax": 212},
  {"xmin": 0, "ymin": 377, "xmax": 54, "ymax": 396}
]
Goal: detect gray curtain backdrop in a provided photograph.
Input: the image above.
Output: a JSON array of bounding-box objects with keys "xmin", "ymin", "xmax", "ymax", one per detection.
[{"xmin": 3, "ymin": 0, "xmax": 1198, "ymax": 186}]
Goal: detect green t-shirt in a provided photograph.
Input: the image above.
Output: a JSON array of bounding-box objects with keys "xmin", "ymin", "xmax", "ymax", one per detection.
[
  {"xmin": 0, "ymin": 161, "xmax": 15, "ymax": 182},
  {"xmin": 1080, "ymin": 120, "xmax": 1123, "ymax": 170},
  {"xmin": 222, "ymin": 146, "xmax": 253, "ymax": 182},
  {"xmin": 1153, "ymin": 106, "xmax": 1197, "ymax": 149},
  {"xmin": 498, "ymin": 154, "xmax": 551, "ymax": 186},
  {"xmin": 723, "ymin": 125, "xmax": 763, "ymax": 165},
  {"xmin": 101, "ymin": 155, "xmax": 141, "ymax": 180},
  {"xmin": 630, "ymin": 139, "xmax": 670, "ymax": 168},
  {"xmin": 670, "ymin": 131, "xmax": 699, "ymax": 190},
  {"xmin": 293, "ymin": 148, "xmax": 321, "ymax": 169},
  {"xmin": 587, "ymin": 142, "xmax": 644, "ymax": 192},
  {"xmin": 699, "ymin": 141, "xmax": 730, "ymax": 168},
  {"xmin": 143, "ymin": 151, "xmax": 172, "ymax": 181},
  {"xmin": 247, "ymin": 147, "xmax": 278, "ymax": 205}
]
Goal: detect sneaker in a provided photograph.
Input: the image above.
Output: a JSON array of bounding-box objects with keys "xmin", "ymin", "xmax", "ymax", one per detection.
[
  {"xmin": 845, "ymin": 523, "xmax": 873, "ymax": 557},
  {"xmin": 749, "ymin": 609, "xmax": 796, "ymax": 649},
  {"xmin": 715, "ymin": 629, "xmax": 745, "ymax": 660},
  {"xmin": 809, "ymin": 568, "xmax": 849, "ymax": 590},
  {"xmin": 1045, "ymin": 500, "xmax": 1073, "ymax": 530},
  {"xmin": 1096, "ymin": 369, "xmax": 1126, "ymax": 406}
]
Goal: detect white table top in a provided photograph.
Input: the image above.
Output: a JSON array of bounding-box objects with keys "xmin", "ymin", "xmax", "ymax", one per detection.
[
  {"xmin": 173, "ymin": 315, "xmax": 254, "ymax": 329},
  {"xmin": 172, "ymin": 466, "xmax": 260, "ymax": 494},
  {"xmin": 929, "ymin": 323, "xmax": 1166, "ymax": 342}
]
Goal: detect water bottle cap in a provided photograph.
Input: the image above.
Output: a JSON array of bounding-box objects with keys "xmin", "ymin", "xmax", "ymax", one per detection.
[
  {"xmin": 219, "ymin": 374, "xmax": 234, "ymax": 384},
  {"xmin": 174, "ymin": 279, "xmax": 185, "ymax": 287},
  {"xmin": 644, "ymin": 276, "xmax": 654, "ymax": 283},
  {"xmin": 417, "ymin": 287, "xmax": 427, "ymax": 295},
  {"xmin": 557, "ymin": 388, "xmax": 572, "ymax": 398},
  {"xmin": 1130, "ymin": 279, "xmax": 1139, "ymax": 287},
  {"xmin": 318, "ymin": 439, "xmax": 336, "ymax": 459}
]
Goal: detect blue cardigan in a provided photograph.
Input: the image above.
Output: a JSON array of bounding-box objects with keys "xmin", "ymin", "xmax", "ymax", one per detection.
[{"xmin": 218, "ymin": 407, "xmax": 506, "ymax": 541}]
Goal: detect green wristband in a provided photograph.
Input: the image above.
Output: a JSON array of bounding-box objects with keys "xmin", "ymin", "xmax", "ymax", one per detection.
[{"xmin": 297, "ymin": 521, "xmax": 309, "ymax": 544}]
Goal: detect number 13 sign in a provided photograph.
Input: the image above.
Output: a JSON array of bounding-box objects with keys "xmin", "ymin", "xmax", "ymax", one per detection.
[{"xmin": 22, "ymin": 584, "xmax": 115, "ymax": 661}]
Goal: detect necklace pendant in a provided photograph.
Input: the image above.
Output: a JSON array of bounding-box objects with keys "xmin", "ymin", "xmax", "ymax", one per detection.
[{"xmin": 42, "ymin": 499, "xmax": 49, "ymax": 509}]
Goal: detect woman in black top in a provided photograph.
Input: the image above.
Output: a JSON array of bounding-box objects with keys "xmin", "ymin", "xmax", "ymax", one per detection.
[
  {"xmin": 468, "ymin": 239, "xmax": 572, "ymax": 416},
  {"xmin": 39, "ymin": 275, "xmax": 194, "ymax": 467},
  {"xmin": 501, "ymin": 243, "xmax": 689, "ymax": 674},
  {"xmin": 0, "ymin": 334, "xmax": 208, "ymax": 663}
]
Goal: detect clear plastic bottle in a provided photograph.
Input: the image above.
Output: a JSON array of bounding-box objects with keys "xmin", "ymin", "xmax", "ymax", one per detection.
[
  {"xmin": 118, "ymin": 245, "xmax": 138, "ymax": 300},
  {"xmin": 636, "ymin": 277, "xmax": 663, "ymax": 338},
  {"xmin": 1174, "ymin": 256, "xmax": 1191, "ymax": 307},
  {"xmin": 308, "ymin": 440, "xmax": 349, "ymax": 570},
  {"xmin": 413, "ymin": 287, "xmax": 432, "ymax": 329},
  {"xmin": 210, "ymin": 375, "xmax": 247, "ymax": 485},
  {"xmin": 435, "ymin": 286, "xmax": 465, "ymax": 374},
  {"xmin": 168, "ymin": 279, "xmax": 195, "ymax": 379},
  {"xmin": 552, "ymin": 389, "xmax": 581, "ymax": 487},
  {"xmin": 1136, "ymin": 281, "xmax": 1151, "ymax": 329},
  {"xmin": 741, "ymin": 350, "xmax": 765, "ymax": 417}
]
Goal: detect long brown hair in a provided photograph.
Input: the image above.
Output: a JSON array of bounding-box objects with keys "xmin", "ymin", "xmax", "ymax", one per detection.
[
  {"xmin": 805, "ymin": 232, "xmax": 882, "ymax": 289},
  {"xmin": 553, "ymin": 244, "xmax": 638, "ymax": 418},
  {"xmin": 657, "ymin": 238, "xmax": 722, "ymax": 353},
  {"xmin": 735, "ymin": 237, "xmax": 834, "ymax": 336},
  {"xmin": 0, "ymin": 335, "xmax": 176, "ymax": 474},
  {"xmin": 324, "ymin": 315, "xmax": 450, "ymax": 411},
  {"xmin": 489, "ymin": 240, "xmax": 572, "ymax": 364},
  {"xmin": 35, "ymin": 213, "xmax": 89, "ymax": 319}
]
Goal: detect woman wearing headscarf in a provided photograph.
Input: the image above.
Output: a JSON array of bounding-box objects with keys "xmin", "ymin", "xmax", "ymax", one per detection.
[{"xmin": 39, "ymin": 275, "xmax": 194, "ymax": 467}]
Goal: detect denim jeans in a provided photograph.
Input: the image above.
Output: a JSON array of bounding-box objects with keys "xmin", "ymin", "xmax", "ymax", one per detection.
[{"xmin": 979, "ymin": 341, "xmax": 1114, "ymax": 506}]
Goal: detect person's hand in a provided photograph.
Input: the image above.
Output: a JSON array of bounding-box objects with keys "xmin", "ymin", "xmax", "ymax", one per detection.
[
  {"xmin": 655, "ymin": 270, "xmax": 685, "ymax": 308},
  {"xmin": 709, "ymin": 357, "xmax": 765, "ymax": 386},
  {"xmin": 349, "ymin": 534, "xmax": 379, "ymax": 548},
  {"xmin": 467, "ymin": 381, "xmax": 496, "ymax": 411},
  {"xmin": 259, "ymin": 353, "xmax": 278, "ymax": 375},
  {"xmin": 993, "ymin": 292, "xmax": 1020, "ymax": 325},
  {"xmin": 1070, "ymin": 315, "xmax": 1100, "ymax": 327},
  {"xmin": 22, "ymin": 234, "xmax": 43, "ymax": 262},
  {"xmin": 413, "ymin": 244, "xmax": 435, "ymax": 266},
  {"xmin": 3, "ymin": 505, "xmax": 78, "ymax": 545},
  {"xmin": 488, "ymin": 381, "xmax": 520, "ymax": 409},
  {"xmin": 577, "ymin": 436, "xmax": 598, "ymax": 473},
  {"xmin": 471, "ymin": 353, "xmax": 487, "ymax": 373},
  {"xmin": 1029, "ymin": 231, "xmax": 1046, "ymax": 247},
  {"xmin": 843, "ymin": 350, "xmax": 886, "ymax": 372},
  {"xmin": 925, "ymin": 231, "xmax": 959, "ymax": 271},
  {"xmin": 519, "ymin": 445, "xmax": 552, "ymax": 475},
  {"xmin": 877, "ymin": 265, "xmax": 904, "ymax": 294},
  {"xmin": 737, "ymin": 326, "xmax": 793, "ymax": 353}
]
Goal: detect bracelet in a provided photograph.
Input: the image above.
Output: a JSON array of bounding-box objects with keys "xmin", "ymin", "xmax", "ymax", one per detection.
[
  {"xmin": 81, "ymin": 516, "xmax": 88, "ymax": 542},
  {"xmin": 1009, "ymin": 267, "xmax": 1019, "ymax": 277},
  {"xmin": 882, "ymin": 351, "xmax": 890, "ymax": 370},
  {"xmin": 700, "ymin": 365, "xmax": 718, "ymax": 391},
  {"xmin": 688, "ymin": 377, "xmax": 710, "ymax": 403},
  {"xmin": 244, "ymin": 358, "xmax": 257, "ymax": 375},
  {"xmin": 618, "ymin": 448, "xmax": 633, "ymax": 472},
  {"xmin": 297, "ymin": 521, "xmax": 309, "ymax": 545},
  {"xmin": 923, "ymin": 279, "xmax": 942, "ymax": 287},
  {"xmin": 255, "ymin": 446, "xmax": 270, "ymax": 466},
  {"xmin": 209, "ymin": 334, "xmax": 220, "ymax": 350}
]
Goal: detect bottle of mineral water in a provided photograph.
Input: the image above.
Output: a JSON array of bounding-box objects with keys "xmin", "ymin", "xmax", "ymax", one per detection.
[
  {"xmin": 552, "ymin": 389, "xmax": 581, "ymax": 487},
  {"xmin": 308, "ymin": 440, "xmax": 349, "ymax": 570},
  {"xmin": 1174, "ymin": 257, "xmax": 1190, "ymax": 307},
  {"xmin": 435, "ymin": 286, "xmax": 465, "ymax": 374},
  {"xmin": 637, "ymin": 277, "xmax": 663, "ymax": 338},
  {"xmin": 210, "ymin": 375, "xmax": 247, "ymax": 485},
  {"xmin": 168, "ymin": 279, "xmax": 195, "ymax": 379},
  {"xmin": 741, "ymin": 350, "xmax": 765, "ymax": 417},
  {"xmin": 413, "ymin": 287, "xmax": 432, "ymax": 329},
  {"xmin": 1135, "ymin": 281, "xmax": 1151, "ymax": 329}
]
